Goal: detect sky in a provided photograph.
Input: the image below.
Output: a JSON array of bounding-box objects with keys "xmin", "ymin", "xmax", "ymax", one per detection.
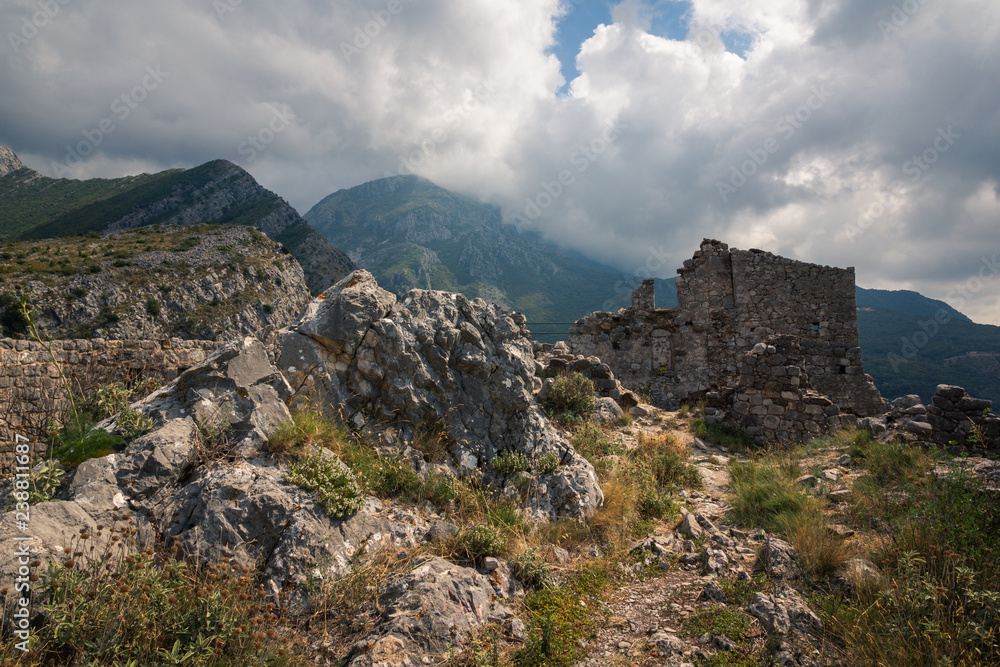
[{"xmin": 2, "ymin": 0, "xmax": 1000, "ymax": 328}]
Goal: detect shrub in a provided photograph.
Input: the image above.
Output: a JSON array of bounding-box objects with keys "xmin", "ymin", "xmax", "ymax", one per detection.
[
  {"xmin": 491, "ymin": 450, "xmax": 530, "ymax": 477},
  {"xmin": 534, "ymin": 451, "xmax": 561, "ymax": 475},
  {"xmin": 0, "ymin": 291, "xmax": 31, "ymax": 336},
  {"xmin": 510, "ymin": 549, "xmax": 552, "ymax": 590},
  {"xmin": 51, "ymin": 428, "xmax": 124, "ymax": 468},
  {"xmin": 545, "ymin": 373, "xmax": 595, "ymax": 420},
  {"xmin": 286, "ymin": 454, "xmax": 365, "ymax": 519},
  {"xmin": 571, "ymin": 423, "xmax": 622, "ymax": 462},
  {"xmin": 0, "ymin": 543, "xmax": 304, "ymax": 665},
  {"xmin": 116, "ymin": 407, "xmax": 154, "ymax": 441},
  {"xmin": 145, "ymin": 297, "xmax": 161, "ymax": 318},
  {"xmin": 457, "ymin": 525, "xmax": 508, "ymax": 563}
]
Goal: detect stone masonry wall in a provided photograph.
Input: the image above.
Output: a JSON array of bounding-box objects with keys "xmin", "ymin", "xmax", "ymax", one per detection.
[
  {"xmin": 724, "ymin": 336, "xmax": 858, "ymax": 445},
  {"xmin": 568, "ymin": 239, "xmax": 886, "ymax": 440},
  {"xmin": 0, "ymin": 338, "xmax": 219, "ymax": 453}
]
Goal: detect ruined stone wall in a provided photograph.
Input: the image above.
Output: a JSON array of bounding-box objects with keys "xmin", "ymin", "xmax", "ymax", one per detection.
[
  {"xmin": 0, "ymin": 338, "xmax": 219, "ymax": 453},
  {"xmin": 568, "ymin": 239, "xmax": 887, "ymax": 432},
  {"xmin": 724, "ymin": 336, "xmax": 857, "ymax": 445}
]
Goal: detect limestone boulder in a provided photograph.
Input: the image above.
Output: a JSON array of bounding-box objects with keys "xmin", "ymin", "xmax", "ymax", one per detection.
[
  {"xmin": 277, "ymin": 271, "xmax": 603, "ymax": 520},
  {"xmin": 345, "ymin": 557, "xmax": 514, "ymax": 667}
]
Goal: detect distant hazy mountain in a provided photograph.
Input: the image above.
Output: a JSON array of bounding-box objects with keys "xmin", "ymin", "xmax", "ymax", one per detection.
[
  {"xmin": 304, "ymin": 175, "xmax": 630, "ymax": 324},
  {"xmin": 0, "ymin": 147, "xmax": 354, "ymax": 294}
]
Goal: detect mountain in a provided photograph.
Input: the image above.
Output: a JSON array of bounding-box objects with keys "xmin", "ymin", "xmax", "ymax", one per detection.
[
  {"xmin": 0, "ymin": 224, "xmax": 310, "ymax": 341},
  {"xmin": 0, "ymin": 147, "xmax": 354, "ymax": 294},
  {"xmin": 303, "ymin": 175, "xmax": 631, "ymax": 325}
]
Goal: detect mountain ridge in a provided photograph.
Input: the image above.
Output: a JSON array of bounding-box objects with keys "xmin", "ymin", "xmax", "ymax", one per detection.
[
  {"xmin": 304, "ymin": 175, "xmax": 631, "ymax": 323},
  {"xmin": 0, "ymin": 147, "xmax": 354, "ymax": 294}
]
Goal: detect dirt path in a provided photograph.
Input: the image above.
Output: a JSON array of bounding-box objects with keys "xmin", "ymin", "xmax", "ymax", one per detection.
[{"xmin": 573, "ymin": 416, "xmax": 754, "ymax": 666}]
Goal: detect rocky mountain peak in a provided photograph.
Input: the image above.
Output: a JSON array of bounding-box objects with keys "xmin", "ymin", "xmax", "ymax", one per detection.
[{"xmin": 0, "ymin": 146, "xmax": 25, "ymax": 177}]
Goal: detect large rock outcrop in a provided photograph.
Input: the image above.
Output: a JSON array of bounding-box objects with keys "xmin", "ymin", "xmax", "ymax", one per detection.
[
  {"xmin": 277, "ymin": 270, "xmax": 603, "ymax": 521},
  {"xmin": 0, "ymin": 338, "xmax": 429, "ymax": 605}
]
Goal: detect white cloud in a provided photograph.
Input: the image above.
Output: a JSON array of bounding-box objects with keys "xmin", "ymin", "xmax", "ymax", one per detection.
[{"xmin": 1, "ymin": 0, "xmax": 998, "ymax": 322}]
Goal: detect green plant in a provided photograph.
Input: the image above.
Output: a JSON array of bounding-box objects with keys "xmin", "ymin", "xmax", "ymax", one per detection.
[
  {"xmin": 117, "ymin": 406, "xmax": 155, "ymax": 441},
  {"xmin": 87, "ymin": 381, "xmax": 132, "ymax": 420},
  {"xmin": 726, "ymin": 458, "xmax": 809, "ymax": 531},
  {"xmin": 28, "ymin": 461, "xmax": 66, "ymax": 503},
  {"xmin": 491, "ymin": 450, "xmax": 530, "ymax": 477},
  {"xmin": 285, "ymin": 453, "xmax": 365, "ymax": 520},
  {"xmin": 0, "ymin": 536, "xmax": 304, "ymax": 666},
  {"xmin": 146, "ymin": 297, "xmax": 161, "ymax": 318},
  {"xmin": 570, "ymin": 423, "xmax": 622, "ymax": 464},
  {"xmin": 0, "ymin": 290, "xmax": 32, "ymax": 336},
  {"xmin": 510, "ymin": 549, "xmax": 552, "ymax": 590},
  {"xmin": 51, "ymin": 428, "xmax": 125, "ymax": 468},
  {"xmin": 545, "ymin": 373, "xmax": 595, "ymax": 420},
  {"xmin": 534, "ymin": 451, "xmax": 561, "ymax": 475},
  {"xmin": 457, "ymin": 525, "xmax": 508, "ymax": 563},
  {"xmin": 515, "ymin": 562, "xmax": 613, "ymax": 666}
]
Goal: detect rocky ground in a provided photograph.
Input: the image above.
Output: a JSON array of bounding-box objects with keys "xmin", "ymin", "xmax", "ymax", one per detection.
[{"xmin": 2, "ymin": 270, "xmax": 998, "ymax": 666}]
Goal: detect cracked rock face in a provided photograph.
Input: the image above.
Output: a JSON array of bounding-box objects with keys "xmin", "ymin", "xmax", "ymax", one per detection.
[
  {"xmin": 277, "ymin": 270, "xmax": 603, "ymax": 521},
  {"xmin": 346, "ymin": 556, "xmax": 514, "ymax": 667},
  {"xmin": 0, "ymin": 337, "xmax": 428, "ymax": 606}
]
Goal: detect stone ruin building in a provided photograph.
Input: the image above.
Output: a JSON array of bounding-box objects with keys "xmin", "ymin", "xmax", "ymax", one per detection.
[{"xmin": 567, "ymin": 239, "xmax": 889, "ymax": 444}]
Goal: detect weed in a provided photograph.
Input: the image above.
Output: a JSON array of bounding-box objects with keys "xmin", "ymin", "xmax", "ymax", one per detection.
[
  {"xmin": 0, "ymin": 526, "xmax": 304, "ymax": 666},
  {"xmin": 286, "ymin": 453, "xmax": 365, "ymax": 520},
  {"xmin": 534, "ymin": 451, "xmax": 561, "ymax": 475},
  {"xmin": 116, "ymin": 406, "xmax": 155, "ymax": 441},
  {"xmin": 51, "ymin": 428, "xmax": 124, "ymax": 468},
  {"xmin": 492, "ymin": 450, "xmax": 530, "ymax": 477},
  {"xmin": 545, "ymin": 373, "xmax": 595, "ymax": 421},
  {"xmin": 726, "ymin": 458, "xmax": 809, "ymax": 532},
  {"xmin": 510, "ymin": 549, "xmax": 552, "ymax": 590},
  {"xmin": 457, "ymin": 525, "xmax": 509, "ymax": 564},
  {"xmin": 515, "ymin": 562, "xmax": 613, "ymax": 666}
]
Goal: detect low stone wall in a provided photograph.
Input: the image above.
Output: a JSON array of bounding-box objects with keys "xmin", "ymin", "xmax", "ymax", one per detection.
[
  {"xmin": 533, "ymin": 341, "xmax": 640, "ymax": 409},
  {"xmin": 0, "ymin": 337, "xmax": 220, "ymax": 452},
  {"xmin": 887, "ymin": 385, "xmax": 999, "ymax": 450}
]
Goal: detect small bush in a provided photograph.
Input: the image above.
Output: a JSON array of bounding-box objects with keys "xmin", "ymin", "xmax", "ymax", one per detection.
[
  {"xmin": 51, "ymin": 428, "xmax": 124, "ymax": 468},
  {"xmin": 571, "ymin": 423, "xmax": 622, "ymax": 462},
  {"xmin": 116, "ymin": 407, "xmax": 154, "ymax": 441},
  {"xmin": 0, "ymin": 543, "xmax": 304, "ymax": 666},
  {"xmin": 457, "ymin": 525, "xmax": 508, "ymax": 563},
  {"xmin": 0, "ymin": 291, "xmax": 31, "ymax": 336},
  {"xmin": 145, "ymin": 297, "xmax": 161, "ymax": 318},
  {"xmin": 545, "ymin": 373, "xmax": 595, "ymax": 420},
  {"xmin": 491, "ymin": 450, "xmax": 531, "ymax": 477},
  {"xmin": 510, "ymin": 549, "xmax": 552, "ymax": 590},
  {"xmin": 534, "ymin": 451, "xmax": 561, "ymax": 475},
  {"xmin": 286, "ymin": 454, "xmax": 365, "ymax": 519}
]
